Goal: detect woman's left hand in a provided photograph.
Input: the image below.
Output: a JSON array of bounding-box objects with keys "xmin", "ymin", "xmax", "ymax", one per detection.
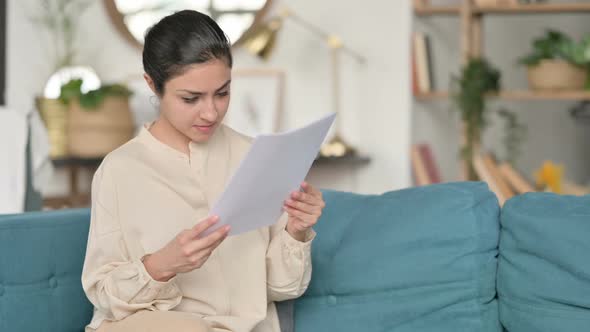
[{"xmin": 283, "ymin": 181, "xmax": 325, "ymax": 242}]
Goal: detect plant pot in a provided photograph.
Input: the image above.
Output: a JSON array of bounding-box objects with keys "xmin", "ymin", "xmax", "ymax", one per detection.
[
  {"xmin": 36, "ymin": 97, "xmax": 69, "ymax": 158},
  {"xmin": 67, "ymin": 96, "xmax": 135, "ymax": 158},
  {"xmin": 527, "ymin": 60, "xmax": 587, "ymax": 91}
]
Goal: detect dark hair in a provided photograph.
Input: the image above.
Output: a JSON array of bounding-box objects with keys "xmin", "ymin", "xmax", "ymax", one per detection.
[{"xmin": 143, "ymin": 10, "xmax": 233, "ymax": 95}]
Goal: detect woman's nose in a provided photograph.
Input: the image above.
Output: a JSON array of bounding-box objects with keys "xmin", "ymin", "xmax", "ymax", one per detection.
[{"xmin": 200, "ymin": 99, "xmax": 218, "ymax": 122}]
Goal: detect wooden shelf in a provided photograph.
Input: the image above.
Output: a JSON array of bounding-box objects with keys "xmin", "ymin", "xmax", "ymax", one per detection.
[
  {"xmin": 415, "ymin": 90, "xmax": 590, "ymax": 101},
  {"xmin": 414, "ymin": 91, "xmax": 450, "ymax": 101},
  {"xmin": 313, "ymin": 155, "xmax": 371, "ymax": 166},
  {"xmin": 499, "ymin": 90, "xmax": 590, "ymax": 100},
  {"xmin": 414, "ymin": 3, "xmax": 590, "ymax": 16},
  {"xmin": 475, "ymin": 3, "xmax": 590, "ymax": 14},
  {"xmin": 52, "ymin": 156, "xmax": 104, "ymax": 168},
  {"xmin": 414, "ymin": 5, "xmax": 460, "ymax": 16}
]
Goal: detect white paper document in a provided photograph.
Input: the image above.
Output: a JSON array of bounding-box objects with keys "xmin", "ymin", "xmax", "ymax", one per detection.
[{"xmin": 204, "ymin": 113, "xmax": 337, "ymax": 236}]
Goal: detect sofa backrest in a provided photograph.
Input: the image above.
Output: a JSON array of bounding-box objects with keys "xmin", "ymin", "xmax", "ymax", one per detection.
[
  {"xmin": 294, "ymin": 182, "xmax": 503, "ymax": 332},
  {"xmin": 498, "ymin": 192, "xmax": 590, "ymax": 331},
  {"xmin": 0, "ymin": 209, "xmax": 93, "ymax": 332}
]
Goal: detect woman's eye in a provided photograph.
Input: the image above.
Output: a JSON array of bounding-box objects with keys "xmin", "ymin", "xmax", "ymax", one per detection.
[
  {"xmin": 217, "ymin": 91, "xmax": 229, "ymax": 97},
  {"xmin": 182, "ymin": 97, "xmax": 199, "ymax": 104}
]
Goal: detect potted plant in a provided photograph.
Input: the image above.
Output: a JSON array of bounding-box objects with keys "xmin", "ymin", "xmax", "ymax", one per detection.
[
  {"xmin": 59, "ymin": 79, "xmax": 134, "ymax": 158},
  {"xmin": 30, "ymin": 0, "xmax": 93, "ymax": 157},
  {"xmin": 519, "ymin": 30, "xmax": 590, "ymax": 91},
  {"xmin": 451, "ymin": 58, "xmax": 525, "ymax": 180}
]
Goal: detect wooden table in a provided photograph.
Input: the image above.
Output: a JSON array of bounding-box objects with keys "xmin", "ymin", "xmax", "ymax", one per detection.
[{"xmin": 44, "ymin": 157, "xmax": 104, "ymax": 209}]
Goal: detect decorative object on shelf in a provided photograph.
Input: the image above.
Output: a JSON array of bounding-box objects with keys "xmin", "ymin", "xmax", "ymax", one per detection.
[
  {"xmin": 534, "ymin": 160, "xmax": 563, "ymax": 194},
  {"xmin": 59, "ymin": 79, "xmax": 135, "ymax": 158},
  {"xmin": 451, "ymin": 58, "xmax": 500, "ymax": 180},
  {"xmin": 239, "ymin": 7, "xmax": 367, "ymax": 160},
  {"xmin": 103, "ymin": 0, "xmax": 273, "ymax": 49},
  {"xmin": 36, "ymin": 97, "xmax": 69, "ymax": 158},
  {"xmin": 451, "ymin": 59, "xmax": 526, "ymax": 180},
  {"xmin": 37, "ymin": 67, "xmax": 102, "ymax": 158},
  {"xmin": 519, "ymin": 30, "xmax": 590, "ymax": 91}
]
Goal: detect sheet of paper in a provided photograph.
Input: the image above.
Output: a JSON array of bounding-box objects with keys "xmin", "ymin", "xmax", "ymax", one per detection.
[{"xmin": 204, "ymin": 113, "xmax": 336, "ymax": 236}]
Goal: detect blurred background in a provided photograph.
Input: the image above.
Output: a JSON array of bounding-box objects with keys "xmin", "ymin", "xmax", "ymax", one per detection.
[{"xmin": 0, "ymin": 0, "xmax": 588, "ymax": 213}]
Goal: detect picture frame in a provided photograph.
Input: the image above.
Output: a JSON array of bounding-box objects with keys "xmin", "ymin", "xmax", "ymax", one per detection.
[{"xmin": 223, "ymin": 68, "xmax": 285, "ymax": 137}]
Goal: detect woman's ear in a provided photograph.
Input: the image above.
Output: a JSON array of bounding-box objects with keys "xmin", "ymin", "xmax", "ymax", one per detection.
[{"xmin": 143, "ymin": 73, "xmax": 158, "ymax": 95}]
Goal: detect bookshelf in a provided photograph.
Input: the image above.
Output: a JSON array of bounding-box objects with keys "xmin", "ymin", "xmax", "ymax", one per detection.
[
  {"xmin": 412, "ymin": 0, "xmax": 590, "ymax": 181},
  {"xmin": 416, "ymin": 90, "xmax": 590, "ymax": 101},
  {"xmin": 415, "ymin": 3, "xmax": 590, "ymax": 16}
]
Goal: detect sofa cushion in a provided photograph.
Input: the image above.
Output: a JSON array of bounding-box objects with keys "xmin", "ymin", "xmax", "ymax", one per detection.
[
  {"xmin": 498, "ymin": 193, "xmax": 590, "ymax": 332},
  {"xmin": 294, "ymin": 182, "xmax": 502, "ymax": 332},
  {"xmin": 0, "ymin": 209, "xmax": 93, "ymax": 332}
]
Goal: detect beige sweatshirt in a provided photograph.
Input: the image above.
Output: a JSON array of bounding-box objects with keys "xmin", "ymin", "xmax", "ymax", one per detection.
[{"xmin": 82, "ymin": 124, "xmax": 315, "ymax": 332}]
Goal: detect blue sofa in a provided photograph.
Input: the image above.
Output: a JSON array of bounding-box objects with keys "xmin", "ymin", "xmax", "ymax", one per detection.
[{"xmin": 0, "ymin": 182, "xmax": 588, "ymax": 331}]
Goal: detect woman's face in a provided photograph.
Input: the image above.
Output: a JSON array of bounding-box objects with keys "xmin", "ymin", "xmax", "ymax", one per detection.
[{"xmin": 150, "ymin": 58, "xmax": 231, "ymax": 143}]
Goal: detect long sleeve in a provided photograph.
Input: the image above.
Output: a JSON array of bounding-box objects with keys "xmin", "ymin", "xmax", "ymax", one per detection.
[
  {"xmin": 266, "ymin": 214, "xmax": 316, "ymax": 302},
  {"xmin": 81, "ymin": 163, "xmax": 182, "ymax": 322}
]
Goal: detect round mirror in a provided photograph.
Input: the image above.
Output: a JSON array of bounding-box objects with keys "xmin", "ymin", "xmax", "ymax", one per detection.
[{"xmin": 103, "ymin": 0, "xmax": 272, "ymax": 49}]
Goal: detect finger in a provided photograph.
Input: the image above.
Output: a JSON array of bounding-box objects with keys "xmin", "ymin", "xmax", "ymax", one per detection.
[
  {"xmin": 284, "ymin": 206, "xmax": 317, "ymax": 223},
  {"xmin": 191, "ymin": 215, "xmax": 220, "ymax": 238},
  {"xmin": 290, "ymin": 218, "xmax": 315, "ymax": 231},
  {"xmin": 200, "ymin": 225, "xmax": 230, "ymax": 249},
  {"xmin": 301, "ymin": 182, "xmax": 322, "ymax": 198},
  {"xmin": 284, "ymin": 199, "xmax": 321, "ymax": 215},
  {"xmin": 193, "ymin": 229, "xmax": 228, "ymax": 262},
  {"xmin": 185, "ymin": 225, "xmax": 229, "ymax": 255},
  {"xmin": 290, "ymin": 191, "xmax": 322, "ymax": 206},
  {"xmin": 187, "ymin": 253, "xmax": 209, "ymax": 267}
]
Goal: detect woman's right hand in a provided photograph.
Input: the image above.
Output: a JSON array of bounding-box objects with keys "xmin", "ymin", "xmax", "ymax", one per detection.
[{"xmin": 143, "ymin": 216, "xmax": 229, "ymax": 282}]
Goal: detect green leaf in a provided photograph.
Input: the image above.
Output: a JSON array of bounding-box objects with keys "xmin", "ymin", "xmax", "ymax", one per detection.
[
  {"xmin": 450, "ymin": 57, "xmax": 501, "ymax": 167},
  {"xmin": 59, "ymin": 78, "xmax": 133, "ymax": 111},
  {"xmin": 520, "ymin": 29, "xmax": 590, "ymax": 68}
]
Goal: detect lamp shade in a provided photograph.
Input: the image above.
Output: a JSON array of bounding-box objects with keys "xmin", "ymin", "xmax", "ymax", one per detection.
[{"xmin": 240, "ymin": 18, "xmax": 283, "ymax": 60}]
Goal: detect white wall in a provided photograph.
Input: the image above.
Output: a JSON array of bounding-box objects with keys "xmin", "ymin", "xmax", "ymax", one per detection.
[
  {"xmin": 413, "ymin": 13, "xmax": 590, "ymax": 185},
  {"xmin": 6, "ymin": 0, "xmax": 412, "ymax": 196}
]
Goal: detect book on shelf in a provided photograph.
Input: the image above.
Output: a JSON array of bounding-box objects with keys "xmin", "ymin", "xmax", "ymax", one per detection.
[
  {"xmin": 411, "ymin": 47, "xmax": 420, "ymax": 96},
  {"xmin": 411, "ymin": 143, "xmax": 441, "ymax": 186},
  {"xmin": 483, "ymin": 154, "xmax": 515, "ymax": 202},
  {"xmin": 473, "ymin": 154, "xmax": 514, "ymax": 206},
  {"xmin": 412, "ymin": 32, "xmax": 434, "ymax": 95},
  {"xmin": 498, "ymin": 162, "xmax": 535, "ymax": 194},
  {"xmin": 562, "ymin": 180, "xmax": 590, "ymax": 196},
  {"xmin": 411, "ymin": 145, "xmax": 431, "ymax": 186},
  {"xmin": 418, "ymin": 144, "xmax": 441, "ymax": 183}
]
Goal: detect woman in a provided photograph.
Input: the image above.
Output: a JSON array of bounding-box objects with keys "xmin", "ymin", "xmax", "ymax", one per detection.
[{"xmin": 82, "ymin": 10, "xmax": 325, "ymax": 332}]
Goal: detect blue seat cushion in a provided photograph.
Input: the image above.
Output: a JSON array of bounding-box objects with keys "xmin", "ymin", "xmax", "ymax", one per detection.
[
  {"xmin": 294, "ymin": 182, "xmax": 502, "ymax": 332},
  {"xmin": 0, "ymin": 209, "xmax": 93, "ymax": 332},
  {"xmin": 498, "ymin": 193, "xmax": 590, "ymax": 332}
]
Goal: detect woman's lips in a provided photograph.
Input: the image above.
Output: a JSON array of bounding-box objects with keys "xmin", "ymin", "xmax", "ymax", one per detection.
[{"xmin": 193, "ymin": 123, "xmax": 215, "ymax": 133}]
